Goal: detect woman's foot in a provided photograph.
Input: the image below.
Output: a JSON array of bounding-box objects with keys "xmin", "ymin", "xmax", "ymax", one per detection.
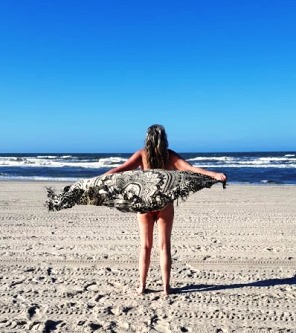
[
  {"xmin": 137, "ymin": 285, "xmax": 146, "ymax": 294},
  {"xmin": 163, "ymin": 285, "xmax": 171, "ymax": 296}
]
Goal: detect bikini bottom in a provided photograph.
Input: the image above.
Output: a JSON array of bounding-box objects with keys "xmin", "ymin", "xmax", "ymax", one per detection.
[{"xmin": 148, "ymin": 210, "xmax": 160, "ymax": 221}]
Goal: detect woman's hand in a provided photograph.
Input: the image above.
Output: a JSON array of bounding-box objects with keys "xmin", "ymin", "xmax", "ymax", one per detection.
[{"xmin": 213, "ymin": 173, "xmax": 227, "ymax": 182}]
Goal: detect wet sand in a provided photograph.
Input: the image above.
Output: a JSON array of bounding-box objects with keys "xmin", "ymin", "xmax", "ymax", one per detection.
[{"xmin": 0, "ymin": 181, "xmax": 295, "ymax": 332}]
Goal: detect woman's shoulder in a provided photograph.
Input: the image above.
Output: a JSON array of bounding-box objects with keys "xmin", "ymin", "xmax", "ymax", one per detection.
[
  {"xmin": 168, "ymin": 149, "xmax": 183, "ymax": 160},
  {"xmin": 136, "ymin": 148, "xmax": 147, "ymax": 162},
  {"xmin": 130, "ymin": 148, "xmax": 145, "ymax": 156},
  {"xmin": 166, "ymin": 149, "xmax": 185, "ymax": 169},
  {"xmin": 137, "ymin": 148, "xmax": 146, "ymax": 156}
]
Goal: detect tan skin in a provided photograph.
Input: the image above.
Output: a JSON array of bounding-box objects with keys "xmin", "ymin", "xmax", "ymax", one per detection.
[{"xmin": 106, "ymin": 149, "xmax": 226, "ymax": 295}]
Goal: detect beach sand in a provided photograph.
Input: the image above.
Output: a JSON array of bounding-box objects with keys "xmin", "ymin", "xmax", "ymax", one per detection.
[{"xmin": 0, "ymin": 181, "xmax": 295, "ymax": 332}]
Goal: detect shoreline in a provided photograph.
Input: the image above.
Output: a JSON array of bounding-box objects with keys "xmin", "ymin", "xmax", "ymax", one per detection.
[
  {"xmin": 1, "ymin": 178, "xmax": 296, "ymax": 186},
  {"xmin": 1, "ymin": 151, "xmax": 295, "ymax": 186}
]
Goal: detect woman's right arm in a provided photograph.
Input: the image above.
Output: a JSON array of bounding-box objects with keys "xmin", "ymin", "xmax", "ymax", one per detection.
[{"xmin": 105, "ymin": 150, "xmax": 143, "ymax": 174}]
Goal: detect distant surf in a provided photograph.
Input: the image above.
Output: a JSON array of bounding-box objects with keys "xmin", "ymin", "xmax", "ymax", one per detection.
[{"xmin": 0, "ymin": 152, "xmax": 295, "ymax": 184}]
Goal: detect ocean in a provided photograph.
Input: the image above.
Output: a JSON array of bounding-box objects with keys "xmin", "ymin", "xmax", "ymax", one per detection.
[{"xmin": 0, "ymin": 152, "xmax": 295, "ymax": 184}]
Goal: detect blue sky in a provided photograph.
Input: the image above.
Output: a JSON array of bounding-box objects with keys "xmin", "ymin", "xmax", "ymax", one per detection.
[{"xmin": 0, "ymin": 0, "xmax": 295, "ymax": 153}]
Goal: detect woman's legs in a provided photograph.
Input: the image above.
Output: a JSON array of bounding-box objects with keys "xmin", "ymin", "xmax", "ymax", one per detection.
[
  {"xmin": 157, "ymin": 203, "xmax": 174, "ymax": 295},
  {"xmin": 137, "ymin": 212, "xmax": 155, "ymax": 293},
  {"xmin": 137, "ymin": 204, "xmax": 174, "ymax": 295}
]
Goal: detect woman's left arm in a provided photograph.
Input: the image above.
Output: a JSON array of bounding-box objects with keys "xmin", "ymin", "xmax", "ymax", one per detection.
[{"xmin": 171, "ymin": 151, "xmax": 227, "ymax": 182}]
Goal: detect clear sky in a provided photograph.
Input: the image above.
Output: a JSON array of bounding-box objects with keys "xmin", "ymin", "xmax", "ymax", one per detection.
[{"xmin": 0, "ymin": 0, "xmax": 295, "ymax": 153}]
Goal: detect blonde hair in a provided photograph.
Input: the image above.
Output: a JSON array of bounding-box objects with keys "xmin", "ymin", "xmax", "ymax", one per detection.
[{"xmin": 145, "ymin": 124, "xmax": 169, "ymax": 169}]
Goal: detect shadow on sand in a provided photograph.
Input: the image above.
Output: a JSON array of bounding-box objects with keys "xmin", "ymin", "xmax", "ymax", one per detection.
[{"xmin": 172, "ymin": 274, "xmax": 296, "ymax": 294}]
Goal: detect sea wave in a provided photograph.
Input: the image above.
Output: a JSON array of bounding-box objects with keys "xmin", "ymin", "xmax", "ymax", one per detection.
[
  {"xmin": 187, "ymin": 156, "xmax": 235, "ymax": 162},
  {"xmin": 36, "ymin": 155, "xmax": 59, "ymax": 159},
  {"xmin": 36, "ymin": 155, "xmax": 75, "ymax": 160},
  {"xmin": 187, "ymin": 154, "xmax": 296, "ymax": 168},
  {"xmin": 257, "ymin": 157, "xmax": 296, "ymax": 162},
  {"xmin": 1, "ymin": 152, "xmax": 296, "ymax": 184},
  {"xmin": 0, "ymin": 156, "xmax": 128, "ymax": 169},
  {"xmin": 190, "ymin": 163, "xmax": 296, "ymax": 168},
  {"xmin": 1, "ymin": 154, "xmax": 296, "ymax": 169},
  {"xmin": 0, "ymin": 175, "xmax": 79, "ymax": 181}
]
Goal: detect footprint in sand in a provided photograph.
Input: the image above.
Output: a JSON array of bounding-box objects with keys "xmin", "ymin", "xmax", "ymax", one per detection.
[
  {"xmin": 43, "ymin": 320, "xmax": 63, "ymax": 333},
  {"xmin": 28, "ymin": 304, "xmax": 40, "ymax": 319}
]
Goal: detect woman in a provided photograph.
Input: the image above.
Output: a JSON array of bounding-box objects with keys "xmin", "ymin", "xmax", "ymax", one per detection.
[{"xmin": 106, "ymin": 124, "xmax": 226, "ymax": 295}]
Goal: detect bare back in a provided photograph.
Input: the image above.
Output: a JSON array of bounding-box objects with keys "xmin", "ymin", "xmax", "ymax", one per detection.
[{"xmin": 139, "ymin": 149, "xmax": 177, "ymax": 171}]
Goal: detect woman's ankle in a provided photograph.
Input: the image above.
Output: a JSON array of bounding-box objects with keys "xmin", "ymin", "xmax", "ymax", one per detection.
[
  {"xmin": 163, "ymin": 285, "xmax": 171, "ymax": 295},
  {"xmin": 137, "ymin": 284, "xmax": 146, "ymax": 294}
]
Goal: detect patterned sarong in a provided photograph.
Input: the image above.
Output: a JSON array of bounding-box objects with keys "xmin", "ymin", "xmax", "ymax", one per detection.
[{"xmin": 46, "ymin": 170, "xmax": 226, "ymax": 213}]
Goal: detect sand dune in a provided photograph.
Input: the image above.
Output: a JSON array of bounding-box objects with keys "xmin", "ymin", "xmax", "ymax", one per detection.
[{"xmin": 0, "ymin": 181, "xmax": 295, "ymax": 332}]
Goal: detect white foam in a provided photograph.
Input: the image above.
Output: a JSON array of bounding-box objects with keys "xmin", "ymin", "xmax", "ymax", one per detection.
[
  {"xmin": 37, "ymin": 155, "xmax": 58, "ymax": 159},
  {"xmin": 0, "ymin": 175, "xmax": 79, "ymax": 181},
  {"xmin": 258, "ymin": 157, "xmax": 296, "ymax": 162},
  {"xmin": 1, "ymin": 155, "xmax": 296, "ymax": 170},
  {"xmin": 191, "ymin": 163, "xmax": 296, "ymax": 168},
  {"xmin": 187, "ymin": 155, "xmax": 296, "ymax": 168},
  {"xmin": 187, "ymin": 156, "xmax": 235, "ymax": 162},
  {"xmin": 61, "ymin": 155, "xmax": 73, "ymax": 159},
  {"xmin": 0, "ymin": 156, "xmax": 128, "ymax": 169}
]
